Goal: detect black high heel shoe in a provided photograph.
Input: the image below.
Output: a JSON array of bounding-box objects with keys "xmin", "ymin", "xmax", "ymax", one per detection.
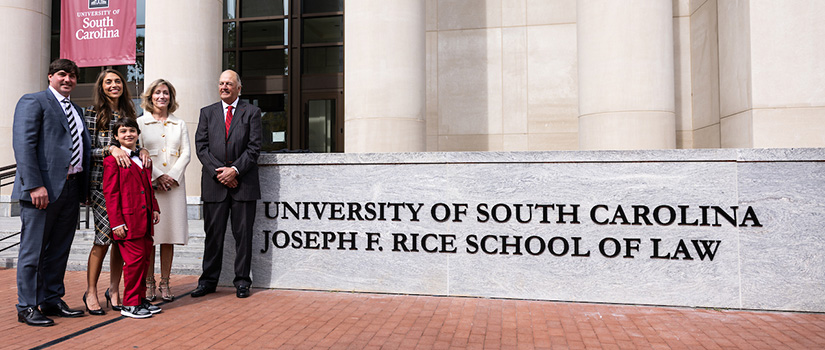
[
  {"xmin": 104, "ymin": 288, "xmax": 122, "ymax": 311},
  {"xmin": 83, "ymin": 292, "xmax": 106, "ymax": 316}
]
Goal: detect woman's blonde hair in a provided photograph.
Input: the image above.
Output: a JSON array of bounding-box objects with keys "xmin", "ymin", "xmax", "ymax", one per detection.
[{"xmin": 141, "ymin": 78, "xmax": 179, "ymax": 114}]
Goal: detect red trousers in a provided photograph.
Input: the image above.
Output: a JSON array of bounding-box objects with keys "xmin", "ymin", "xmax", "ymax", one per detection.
[{"xmin": 116, "ymin": 234, "xmax": 153, "ymax": 307}]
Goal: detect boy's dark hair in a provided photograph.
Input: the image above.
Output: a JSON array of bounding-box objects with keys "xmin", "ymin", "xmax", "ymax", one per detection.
[
  {"xmin": 48, "ymin": 59, "xmax": 79, "ymax": 76},
  {"xmin": 112, "ymin": 117, "xmax": 141, "ymax": 135}
]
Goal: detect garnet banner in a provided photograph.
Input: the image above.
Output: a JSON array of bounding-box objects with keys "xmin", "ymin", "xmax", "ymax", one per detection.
[{"xmin": 60, "ymin": 0, "xmax": 136, "ymax": 67}]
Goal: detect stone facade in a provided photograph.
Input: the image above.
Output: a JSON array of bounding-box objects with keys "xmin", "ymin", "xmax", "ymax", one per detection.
[
  {"xmin": 424, "ymin": 0, "xmax": 825, "ymax": 151},
  {"xmin": 2, "ymin": 0, "xmax": 823, "ymax": 204},
  {"xmin": 220, "ymin": 148, "xmax": 825, "ymax": 312}
]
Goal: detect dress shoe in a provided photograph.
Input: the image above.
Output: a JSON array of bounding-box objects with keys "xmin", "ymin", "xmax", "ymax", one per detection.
[
  {"xmin": 191, "ymin": 285, "xmax": 216, "ymax": 298},
  {"xmin": 105, "ymin": 288, "xmax": 122, "ymax": 311},
  {"xmin": 145, "ymin": 276, "xmax": 157, "ymax": 302},
  {"xmin": 120, "ymin": 305, "xmax": 152, "ymax": 319},
  {"xmin": 236, "ymin": 286, "xmax": 250, "ymax": 298},
  {"xmin": 83, "ymin": 292, "xmax": 106, "ymax": 316},
  {"xmin": 17, "ymin": 307, "xmax": 54, "ymax": 327},
  {"xmin": 41, "ymin": 301, "xmax": 84, "ymax": 318},
  {"xmin": 159, "ymin": 277, "xmax": 175, "ymax": 302}
]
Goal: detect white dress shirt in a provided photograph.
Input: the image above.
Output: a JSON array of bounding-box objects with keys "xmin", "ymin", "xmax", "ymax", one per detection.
[
  {"xmin": 49, "ymin": 86, "xmax": 84, "ymax": 174},
  {"xmin": 220, "ymin": 98, "xmax": 240, "ymax": 175},
  {"xmin": 122, "ymin": 145, "xmax": 143, "ymax": 169}
]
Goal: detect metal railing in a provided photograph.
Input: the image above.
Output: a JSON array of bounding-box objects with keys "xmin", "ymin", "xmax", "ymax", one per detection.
[
  {"xmin": 0, "ymin": 231, "xmax": 20, "ymax": 253},
  {"xmin": 0, "ymin": 164, "xmax": 19, "ymax": 253},
  {"xmin": 0, "ymin": 164, "xmax": 90, "ymax": 254},
  {"xmin": 0, "ymin": 164, "xmax": 15, "ymax": 188}
]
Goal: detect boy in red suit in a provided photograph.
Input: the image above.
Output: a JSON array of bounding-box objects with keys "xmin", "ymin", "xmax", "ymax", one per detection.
[{"xmin": 103, "ymin": 118, "xmax": 162, "ymax": 319}]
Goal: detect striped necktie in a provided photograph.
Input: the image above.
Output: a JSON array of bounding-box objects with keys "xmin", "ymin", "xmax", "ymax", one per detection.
[{"xmin": 62, "ymin": 98, "xmax": 81, "ymax": 168}]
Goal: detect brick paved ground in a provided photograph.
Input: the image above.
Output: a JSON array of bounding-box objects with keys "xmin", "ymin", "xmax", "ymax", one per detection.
[{"xmin": 2, "ymin": 268, "xmax": 825, "ymax": 349}]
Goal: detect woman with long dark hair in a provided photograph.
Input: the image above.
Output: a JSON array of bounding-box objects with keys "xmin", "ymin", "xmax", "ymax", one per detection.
[{"xmin": 82, "ymin": 69, "xmax": 152, "ymax": 314}]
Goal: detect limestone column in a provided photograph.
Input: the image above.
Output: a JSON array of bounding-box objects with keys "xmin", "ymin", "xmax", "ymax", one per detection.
[
  {"xmin": 344, "ymin": 0, "xmax": 426, "ymax": 152},
  {"xmin": 0, "ymin": 1, "xmax": 51, "ymax": 202},
  {"xmin": 144, "ymin": 0, "xmax": 222, "ymax": 200},
  {"xmin": 718, "ymin": 1, "xmax": 825, "ymax": 148},
  {"xmin": 577, "ymin": 0, "xmax": 676, "ymax": 150}
]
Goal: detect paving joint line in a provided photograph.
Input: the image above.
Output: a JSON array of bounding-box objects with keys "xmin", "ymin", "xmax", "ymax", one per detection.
[{"xmin": 30, "ymin": 291, "xmax": 192, "ymax": 350}]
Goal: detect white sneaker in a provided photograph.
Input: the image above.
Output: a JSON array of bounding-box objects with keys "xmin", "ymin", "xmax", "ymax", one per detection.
[
  {"xmin": 121, "ymin": 305, "xmax": 153, "ymax": 319},
  {"xmin": 142, "ymin": 301, "xmax": 162, "ymax": 314}
]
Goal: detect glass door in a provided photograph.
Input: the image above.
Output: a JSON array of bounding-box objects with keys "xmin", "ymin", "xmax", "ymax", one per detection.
[
  {"xmin": 243, "ymin": 94, "xmax": 288, "ymax": 152},
  {"xmin": 303, "ymin": 92, "xmax": 342, "ymax": 152}
]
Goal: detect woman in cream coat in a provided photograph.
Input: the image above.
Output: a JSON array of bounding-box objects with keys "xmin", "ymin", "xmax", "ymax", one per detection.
[{"xmin": 137, "ymin": 79, "xmax": 190, "ymax": 301}]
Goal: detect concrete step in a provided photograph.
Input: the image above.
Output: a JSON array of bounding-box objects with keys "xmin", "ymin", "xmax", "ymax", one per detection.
[
  {"xmin": 67, "ymin": 245, "xmax": 207, "ymax": 260},
  {"xmin": 0, "ymin": 217, "xmax": 206, "ymax": 276},
  {"xmin": 64, "ymin": 260, "xmax": 204, "ymax": 276},
  {"xmin": 69, "ymin": 231, "xmax": 207, "ymax": 247}
]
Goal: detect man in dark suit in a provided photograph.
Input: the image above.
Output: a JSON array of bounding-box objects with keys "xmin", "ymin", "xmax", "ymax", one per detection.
[
  {"xmin": 192, "ymin": 70, "xmax": 262, "ymax": 299},
  {"xmin": 12, "ymin": 59, "xmax": 90, "ymax": 326}
]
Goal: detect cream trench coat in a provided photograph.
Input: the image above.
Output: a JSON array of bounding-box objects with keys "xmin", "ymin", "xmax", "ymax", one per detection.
[{"xmin": 137, "ymin": 114, "xmax": 191, "ymax": 245}]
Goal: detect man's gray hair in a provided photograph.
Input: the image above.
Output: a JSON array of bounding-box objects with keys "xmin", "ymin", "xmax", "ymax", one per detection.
[{"xmin": 223, "ymin": 69, "xmax": 242, "ymax": 88}]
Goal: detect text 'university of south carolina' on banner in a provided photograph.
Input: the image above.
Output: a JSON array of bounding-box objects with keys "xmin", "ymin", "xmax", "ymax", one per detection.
[{"xmin": 61, "ymin": 0, "xmax": 136, "ymax": 67}]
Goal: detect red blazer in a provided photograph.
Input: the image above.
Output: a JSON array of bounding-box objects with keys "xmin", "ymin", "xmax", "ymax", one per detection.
[{"xmin": 102, "ymin": 155, "xmax": 160, "ymax": 241}]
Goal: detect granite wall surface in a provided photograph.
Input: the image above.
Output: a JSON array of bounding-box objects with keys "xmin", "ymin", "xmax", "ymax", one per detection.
[{"xmin": 218, "ymin": 148, "xmax": 825, "ymax": 312}]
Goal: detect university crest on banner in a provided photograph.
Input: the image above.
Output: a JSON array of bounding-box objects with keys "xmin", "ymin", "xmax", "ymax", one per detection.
[{"xmin": 60, "ymin": 0, "xmax": 136, "ymax": 67}]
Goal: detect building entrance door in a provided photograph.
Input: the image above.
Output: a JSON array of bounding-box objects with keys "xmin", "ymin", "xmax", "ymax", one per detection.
[{"xmin": 302, "ymin": 92, "xmax": 343, "ymax": 152}]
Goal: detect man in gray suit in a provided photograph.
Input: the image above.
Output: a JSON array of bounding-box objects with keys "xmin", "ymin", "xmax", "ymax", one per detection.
[
  {"xmin": 192, "ymin": 70, "xmax": 262, "ymax": 299},
  {"xmin": 12, "ymin": 59, "xmax": 90, "ymax": 326}
]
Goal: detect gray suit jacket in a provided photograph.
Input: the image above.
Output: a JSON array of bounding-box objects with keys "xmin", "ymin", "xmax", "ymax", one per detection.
[
  {"xmin": 195, "ymin": 100, "xmax": 262, "ymax": 202},
  {"xmin": 12, "ymin": 90, "xmax": 91, "ymax": 202}
]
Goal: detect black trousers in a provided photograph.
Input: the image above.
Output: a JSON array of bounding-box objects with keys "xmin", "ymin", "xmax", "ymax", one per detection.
[{"xmin": 199, "ymin": 198, "xmax": 257, "ymax": 288}]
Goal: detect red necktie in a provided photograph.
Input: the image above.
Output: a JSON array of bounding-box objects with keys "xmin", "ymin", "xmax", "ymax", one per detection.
[{"xmin": 225, "ymin": 105, "xmax": 233, "ymax": 139}]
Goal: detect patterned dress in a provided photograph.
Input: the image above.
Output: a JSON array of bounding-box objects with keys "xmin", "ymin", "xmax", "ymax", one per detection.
[{"xmin": 85, "ymin": 108, "xmax": 134, "ymax": 245}]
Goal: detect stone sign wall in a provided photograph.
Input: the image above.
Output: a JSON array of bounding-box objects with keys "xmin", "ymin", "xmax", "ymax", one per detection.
[{"xmin": 218, "ymin": 148, "xmax": 825, "ymax": 312}]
